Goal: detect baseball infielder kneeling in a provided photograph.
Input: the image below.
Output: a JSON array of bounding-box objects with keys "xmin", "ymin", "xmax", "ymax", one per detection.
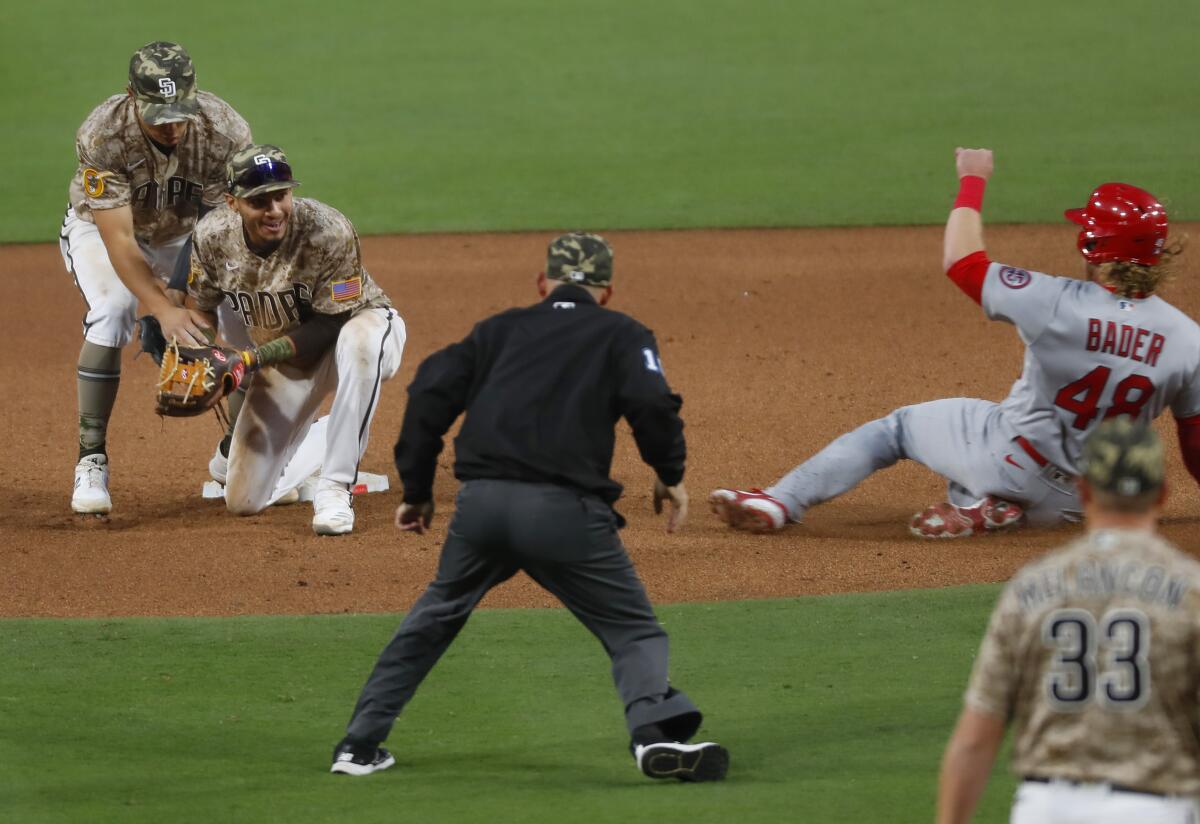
[
  {"xmin": 938, "ymin": 418, "xmax": 1200, "ymax": 824},
  {"xmin": 186, "ymin": 144, "xmax": 406, "ymax": 535}
]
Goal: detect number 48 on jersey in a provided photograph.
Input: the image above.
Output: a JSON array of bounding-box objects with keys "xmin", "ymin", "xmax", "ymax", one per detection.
[{"xmin": 1055, "ymin": 367, "xmax": 1155, "ymax": 430}]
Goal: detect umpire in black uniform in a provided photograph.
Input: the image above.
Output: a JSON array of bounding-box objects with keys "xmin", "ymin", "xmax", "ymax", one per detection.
[{"xmin": 330, "ymin": 232, "xmax": 729, "ymax": 782}]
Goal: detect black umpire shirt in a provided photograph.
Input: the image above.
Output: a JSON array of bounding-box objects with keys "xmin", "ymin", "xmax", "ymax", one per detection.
[{"xmin": 394, "ymin": 283, "xmax": 685, "ymax": 508}]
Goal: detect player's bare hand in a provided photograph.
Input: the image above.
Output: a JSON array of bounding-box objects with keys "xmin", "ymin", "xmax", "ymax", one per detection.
[
  {"xmin": 395, "ymin": 501, "xmax": 435, "ymax": 534},
  {"xmin": 165, "ymin": 287, "xmax": 188, "ymax": 308},
  {"xmin": 955, "ymin": 147, "xmax": 994, "ymax": 181},
  {"xmin": 156, "ymin": 304, "xmax": 211, "ymax": 347},
  {"xmin": 654, "ymin": 479, "xmax": 688, "ymax": 533}
]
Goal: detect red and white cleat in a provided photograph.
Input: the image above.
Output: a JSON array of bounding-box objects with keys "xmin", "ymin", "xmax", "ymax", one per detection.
[
  {"xmin": 708, "ymin": 488, "xmax": 789, "ymax": 533},
  {"xmin": 909, "ymin": 497, "xmax": 1024, "ymax": 539}
]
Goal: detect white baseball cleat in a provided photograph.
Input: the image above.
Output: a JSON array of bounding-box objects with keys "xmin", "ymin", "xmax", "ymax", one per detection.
[
  {"xmin": 295, "ymin": 471, "xmax": 322, "ymax": 502},
  {"xmin": 208, "ymin": 445, "xmax": 228, "ymax": 485},
  {"xmin": 312, "ymin": 479, "xmax": 355, "ymax": 536},
  {"xmin": 72, "ymin": 454, "xmax": 112, "ymax": 514},
  {"xmin": 708, "ymin": 488, "xmax": 789, "ymax": 532},
  {"xmin": 273, "ymin": 487, "xmax": 301, "ymax": 506}
]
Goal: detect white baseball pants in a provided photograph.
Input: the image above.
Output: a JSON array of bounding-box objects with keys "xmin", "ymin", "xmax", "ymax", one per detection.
[
  {"xmin": 224, "ymin": 307, "xmax": 406, "ymax": 514},
  {"xmin": 59, "ymin": 207, "xmax": 249, "ymax": 348},
  {"xmin": 1011, "ymin": 779, "xmax": 1199, "ymax": 823}
]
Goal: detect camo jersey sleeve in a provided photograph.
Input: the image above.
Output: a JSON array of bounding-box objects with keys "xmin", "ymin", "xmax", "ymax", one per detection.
[
  {"xmin": 187, "ymin": 210, "xmax": 235, "ymax": 313},
  {"xmin": 304, "ymin": 201, "xmax": 389, "ymax": 316},
  {"xmin": 200, "ymin": 98, "xmax": 252, "ymax": 207},
  {"xmin": 71, "ymin": 96, "xmax": 133, "ymax": 212},
  {"xmin": 963, "ymin": 581, "xmax": 1024, "ymax": 720}
]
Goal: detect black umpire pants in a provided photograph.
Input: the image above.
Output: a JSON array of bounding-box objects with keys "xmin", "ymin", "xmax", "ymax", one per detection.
[{"xmin": 344, "ymin": 479, "xmax": 702, "ymax": 745}]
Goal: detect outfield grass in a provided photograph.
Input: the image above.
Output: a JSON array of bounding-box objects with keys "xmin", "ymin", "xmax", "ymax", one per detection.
[
  {"xmin": 0, "ymin": 586, "xmax": 1017, "ymax": 823},
  {"xmin": 5, "ymin": 0, "xmax": 1199, "ymax": 242}
]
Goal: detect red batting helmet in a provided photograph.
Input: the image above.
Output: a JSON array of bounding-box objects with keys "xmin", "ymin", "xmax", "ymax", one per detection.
[{"xmin": 1064, "ymin": 183, "xmax": 1168, "ymax": 266}]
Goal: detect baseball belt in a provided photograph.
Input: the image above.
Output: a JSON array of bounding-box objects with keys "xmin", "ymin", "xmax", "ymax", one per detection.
[
  {"xmin": 1022, "ymin": 774, "xmax": 1168, "ymax": 799},
  {"xmin": 1013, "ymin": 436, "xmax": 1075, "ymax": 493}
]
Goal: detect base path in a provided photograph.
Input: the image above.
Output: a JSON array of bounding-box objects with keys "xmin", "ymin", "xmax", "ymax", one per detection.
[{"xmin": 3, "ymin": 224, "xmax": 1198, "ymax": 618}]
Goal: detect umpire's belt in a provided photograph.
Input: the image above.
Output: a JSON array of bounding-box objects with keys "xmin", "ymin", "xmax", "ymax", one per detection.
[{"xmin": 1022, "ymin": 774, "xmax": 1168, "ymax": 798}]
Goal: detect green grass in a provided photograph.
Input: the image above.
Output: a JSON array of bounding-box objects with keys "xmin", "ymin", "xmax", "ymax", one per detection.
[
  {"xmin": 0, "ymin": 586, "xmax": 1017, "ymax": 823},
  {"xmin": 4, "ymin": 0, "xmax": 1199, "ymax": 242}
]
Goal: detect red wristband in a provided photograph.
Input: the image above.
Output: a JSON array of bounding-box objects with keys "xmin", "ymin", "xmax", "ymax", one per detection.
[{"xmin": 953, "ymin": 175, "xmax": 987, "ymax": 211}]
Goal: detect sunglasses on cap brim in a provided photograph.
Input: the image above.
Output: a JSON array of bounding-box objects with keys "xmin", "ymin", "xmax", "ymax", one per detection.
[{"xmin": 231, "ymin": 159, "xmax": 294, "ymax": 192}]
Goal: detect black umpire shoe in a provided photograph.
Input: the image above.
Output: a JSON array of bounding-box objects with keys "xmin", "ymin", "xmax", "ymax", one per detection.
[
  {"xmin": 330, "ymin": 737, "xmax": 396, "ymax": 776},
  {"xmin": 634, "ymin": 741, "xmax": 730, "ymax": 782}
]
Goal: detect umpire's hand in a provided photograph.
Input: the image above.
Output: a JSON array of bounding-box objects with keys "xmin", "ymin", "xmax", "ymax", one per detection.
[
  {"xmin": 653, "ymin": 479, "xmax": 688, "ymax": 533},
  {"xmin": 396, "ymin": 501, "xmax": 435, "ymax": 534}
]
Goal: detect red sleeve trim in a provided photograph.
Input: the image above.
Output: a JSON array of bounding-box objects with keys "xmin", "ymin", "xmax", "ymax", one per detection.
[
  {"xmin": 946, "ymin": 250, "xmax": 991, "ymax": 305},
  {"xmin": 1176, "ymin": 415, "xmax": 1200, "ymax": 487}
]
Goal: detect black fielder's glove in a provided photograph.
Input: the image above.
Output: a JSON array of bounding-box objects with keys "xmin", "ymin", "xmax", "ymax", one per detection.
[{"xmin": 136, "ymin": 314, "xmax": 168, "ymax": 365}]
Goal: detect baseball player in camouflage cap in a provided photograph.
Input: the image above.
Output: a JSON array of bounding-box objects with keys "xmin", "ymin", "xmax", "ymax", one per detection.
[
  {"xmin": 1079, "ymin": 416, "xmax": 1165, "ymax": 510},
  {"xmin": 938, "ymin": 419, "xmax": 1200, "ymax": 821},
  {"xmin": 225, "ymin": 145, "xmax": 301, "ymax": 199},
  {"xmin": 546, "ymin": 232, "xmax": 614, "ymax": 287},
  {"xmin": 189, "ymin": 142, "xmax": 403, "ymax": 535},
  {"xmin": 61, "ymin": 41, "xmax": 254, "ymax": 516},
  {"xmin": 128, "ymin": 41, "xmax": 199, "ymax": 126}
]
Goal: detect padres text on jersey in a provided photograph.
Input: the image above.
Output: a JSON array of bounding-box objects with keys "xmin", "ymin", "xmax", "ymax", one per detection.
[
  {"xmin": 188, "ymin": 198, "xmax": 390, "ymax": 346},
  {"xmin": 68, "ymin": 92, "xmax": 251, "ymax": 246}
]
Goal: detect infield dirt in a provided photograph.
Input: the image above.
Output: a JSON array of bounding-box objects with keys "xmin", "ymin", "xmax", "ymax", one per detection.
[{"xmin": 4, "ymin": 224, "xmax": 1198, "ymax": 617}]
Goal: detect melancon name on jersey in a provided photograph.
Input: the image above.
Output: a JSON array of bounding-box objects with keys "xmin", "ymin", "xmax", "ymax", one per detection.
[
  {"xmin": 1015, "ymin": 558, "xmax": 1189, "ymax": 613},
  {"xmin": 1086, "ymin": 319, "xmax": 1165, "ymax": 367}
]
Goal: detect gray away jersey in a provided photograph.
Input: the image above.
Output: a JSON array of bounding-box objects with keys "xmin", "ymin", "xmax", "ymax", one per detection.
[{"xmin": 983, "ymin": 263, "xmax": 1200, "ymax": 473}]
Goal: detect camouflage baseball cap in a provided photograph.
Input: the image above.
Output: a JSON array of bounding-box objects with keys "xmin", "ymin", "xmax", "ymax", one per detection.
[
  {"xmin": 128, "ymin": 41, "xmax": 199, "ymax": 125},
  {"xmin": 546, "ymin": 232, "xmax": 614, "ymax": 287},
  {"xmin": 226, "ymin": 145, "xmax": 301, "ymax": 199},
  {"xmin": 1080, "ymin": 417, "xmax": 1164, "ymax": 502}
]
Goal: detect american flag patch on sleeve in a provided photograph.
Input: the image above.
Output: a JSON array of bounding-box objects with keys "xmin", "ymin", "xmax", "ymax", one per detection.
[{"xmin": 331, "ymin": 277, "xmax": 362, "ymax": 302}]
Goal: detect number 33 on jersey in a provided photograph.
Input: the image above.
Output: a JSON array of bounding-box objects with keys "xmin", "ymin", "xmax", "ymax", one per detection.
[{"xmin": 964, "ymin": 529, "xmax": 1200, "ymax": 791}]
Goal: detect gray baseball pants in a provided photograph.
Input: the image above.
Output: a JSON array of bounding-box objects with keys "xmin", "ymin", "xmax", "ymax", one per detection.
[
  {"xmin": 344, "ymin": 479, "xmax": 702, "ymax": 745},
  {"xmin": 767, "ymin": 398, "xmax": 1083, "ymax": 526}
]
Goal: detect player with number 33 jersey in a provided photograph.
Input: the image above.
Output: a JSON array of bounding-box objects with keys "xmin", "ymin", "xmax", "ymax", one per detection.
[
  {"xmin": 710, "ymin": 147, "xmax": 1200, "ymax": 538},
  {"xmin": 939, "ymin": 419, "xmax": 1200, "ymax": 822}
]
